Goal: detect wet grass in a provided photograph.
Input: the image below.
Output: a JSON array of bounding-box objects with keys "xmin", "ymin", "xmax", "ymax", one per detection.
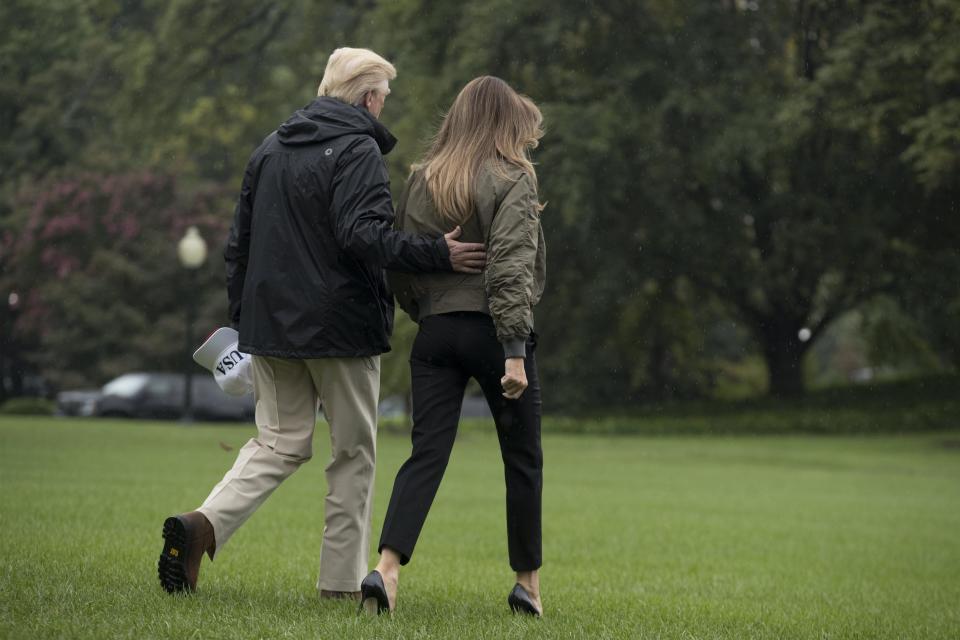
[{"xmin": 1, "ymin": 416, "xmax": 958, "ymax": 638}]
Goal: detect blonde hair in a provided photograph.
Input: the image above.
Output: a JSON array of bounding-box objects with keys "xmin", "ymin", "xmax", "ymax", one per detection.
[
  {"xmin": 415, "ymin": 76, "xmax": 544, "ymax": 225},
  {"xmin": 317, "ymin": 47, "xmax": 396, "ymax": 106}
]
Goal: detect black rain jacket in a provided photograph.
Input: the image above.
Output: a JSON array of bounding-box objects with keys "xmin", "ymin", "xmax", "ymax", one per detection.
[{"xmin": 224, "ymin": 97, "xmax": 451, "ymax": 358}]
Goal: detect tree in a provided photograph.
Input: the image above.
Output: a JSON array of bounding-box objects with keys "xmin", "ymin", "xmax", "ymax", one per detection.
[
  {"xmin": 359, "ymin": 0, "xmax": 721, "ymax": 408},
  {"xmin": 812, "ymin": 0, "xmax": 960, "ymax": 368},
  {"xmin": 4, "ymin": 0, "xmax": 957, "ymax": 406},
  {"xmin": 3, "ymin": 172, "xmax": 231, "ymax": 389},
  {"xmin": 0, "ymin": 0, "xmax": 358, "ymax": 395},
  {"xmin": 361, "ymin": 0, "xmax": 960, "ymax": 401},
  {"xmin": 639, "ymin": 0, "xmax": 958, "ymax": 395},
  {"xmin": 0, "ymin": 0, "xmax": 128, "ymax": 397}
]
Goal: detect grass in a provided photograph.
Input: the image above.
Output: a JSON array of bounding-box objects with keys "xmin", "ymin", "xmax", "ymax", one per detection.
[{"xmin": 1, "ymin": 416, "xmax": 959, "ymax": 639}]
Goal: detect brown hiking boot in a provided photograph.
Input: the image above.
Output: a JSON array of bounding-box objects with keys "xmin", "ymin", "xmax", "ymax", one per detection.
[
  {"xmin": 158, "ymin": 511, "xmax": 215, "ymax": 593},
  {"xmin": 320, "ymin": 590, "xmax": 361, "ymax": 601}
]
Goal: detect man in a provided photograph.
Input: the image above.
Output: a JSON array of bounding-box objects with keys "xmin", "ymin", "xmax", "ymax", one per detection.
[{"xmin": 157, "ymin": 47, "xmax": 485, "ymax": 599}]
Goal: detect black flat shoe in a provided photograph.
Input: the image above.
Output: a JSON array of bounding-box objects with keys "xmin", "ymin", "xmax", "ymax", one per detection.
[
  {"xmin": 358, "ymin": 570, "xmax": 391, "ymax": 616},
  {"xmin": 508, "ymin": 583, "xmax": 541, "ymax": 617}
]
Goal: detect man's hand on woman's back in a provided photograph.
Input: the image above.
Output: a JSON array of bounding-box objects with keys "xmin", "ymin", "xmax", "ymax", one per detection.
[{"xmin": 444, "ymin": 226, "xmax": 486, "ymax": 274}]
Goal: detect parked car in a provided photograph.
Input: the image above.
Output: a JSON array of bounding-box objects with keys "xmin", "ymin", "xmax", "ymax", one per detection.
[
  {"xmin": 57, "ymin": 372, "xmax": 254, "ymax": 422},
  {"xmin": 377, "ymin": 393, "xmax": 492, "ymax": 421},
  {"xmin": 55, "ymin": 390, "xmax": 101, "ymax": 417}
]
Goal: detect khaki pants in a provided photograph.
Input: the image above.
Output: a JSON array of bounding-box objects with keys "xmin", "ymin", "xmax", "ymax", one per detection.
[{"xmin": 197, "ymin": 354, "xmax": 380, "ymax": 592}]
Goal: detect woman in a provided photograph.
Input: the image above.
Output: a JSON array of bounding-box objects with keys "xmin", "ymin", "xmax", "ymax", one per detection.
[{"xmin": 359, "ymin": 76, "xmax": 547, "ymax": 617}]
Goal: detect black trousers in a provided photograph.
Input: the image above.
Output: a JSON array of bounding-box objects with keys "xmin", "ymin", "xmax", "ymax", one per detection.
[{"xmin": 378, "ymin": 312, "xmax": 543, "ymax": 571}]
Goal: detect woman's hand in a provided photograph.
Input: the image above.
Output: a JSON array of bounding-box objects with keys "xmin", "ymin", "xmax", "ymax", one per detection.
[{"xmin": 501, "ymin": 357, "xmax": 528, "ymax": 399}]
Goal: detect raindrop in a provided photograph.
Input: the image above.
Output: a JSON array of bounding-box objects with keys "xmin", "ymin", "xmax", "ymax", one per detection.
[{"xmin": 798, "ymin": 327, "xmax": 811, "ymax": 342}]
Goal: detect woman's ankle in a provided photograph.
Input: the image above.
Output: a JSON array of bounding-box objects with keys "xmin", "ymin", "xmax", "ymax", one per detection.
[
  {"xmin": 376, "ymin": 547, "xmax": 402, "ymax": 576},
  {"xmin": 515, "ymin": 569, "xmax": 540, "ymax": 596}
]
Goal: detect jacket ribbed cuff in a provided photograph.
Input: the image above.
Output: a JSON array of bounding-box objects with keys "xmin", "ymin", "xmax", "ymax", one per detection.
[{"xmin": 501, "ymin": 337, "xmax": 527, "ymax": 359}]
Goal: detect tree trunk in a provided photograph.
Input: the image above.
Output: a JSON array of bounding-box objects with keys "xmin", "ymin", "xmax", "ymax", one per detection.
[
  {"xmin": 647, "ymin": 330, "xmax": 672, "ymax": 401},
  {"xmin": 758, "ymin": 324, "xmax": 809, "ymax": 397}
]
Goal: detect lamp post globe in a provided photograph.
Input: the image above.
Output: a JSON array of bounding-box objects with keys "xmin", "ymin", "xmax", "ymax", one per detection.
[
  {"xmin": 178, "ymin": 226, "xmax": 208, "ymax": 269},
  {"xmin": 178, "ymin": 226, "xmax": 207, "ymax": 423}
]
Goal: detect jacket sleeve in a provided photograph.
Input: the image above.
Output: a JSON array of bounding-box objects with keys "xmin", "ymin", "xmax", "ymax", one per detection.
[
  {"xmin": 332, "ymin": 138, "xmax": 451, "ymax": 273},
  {"xmin": 385, "ymin": 178, "xmax": 421, "ymax": 321},
  {"xmin": 485, "ymin": 172, "xmax": 541, "ymax": 358},
  {"xmin": 224, "ymin": 148, "xmax": 259, "ymax": 328}
]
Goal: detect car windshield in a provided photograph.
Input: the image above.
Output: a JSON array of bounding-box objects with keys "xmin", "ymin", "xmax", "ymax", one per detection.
[{"xmin": 102, "ymin": 374, "xmax": 149, "ymax": 398}]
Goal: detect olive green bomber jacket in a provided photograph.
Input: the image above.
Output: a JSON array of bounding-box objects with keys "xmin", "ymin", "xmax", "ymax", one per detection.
[{"xmin": 387, "ymin": 163, "xmax": 546, "ymax": 358}]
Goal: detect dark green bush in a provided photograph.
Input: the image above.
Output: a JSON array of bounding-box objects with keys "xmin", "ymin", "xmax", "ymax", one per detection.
[
  {"xmin": 378, "ymin": 375, "xmax": 959, "ymax": 436},
  {"xmin": 0, "ymin": 397, "xmax": 55, "ymax": 416}
]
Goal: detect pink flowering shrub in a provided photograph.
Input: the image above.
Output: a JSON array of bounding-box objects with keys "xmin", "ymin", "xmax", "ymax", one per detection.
[{"xmin": 4, "ymin": 171, "xmax": 233, "ymax": 389}]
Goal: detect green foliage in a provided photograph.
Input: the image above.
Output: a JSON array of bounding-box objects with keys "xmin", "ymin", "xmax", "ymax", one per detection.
[
  {"xmin": 796, "ymin": 0, "xmax": 960, "ymax": 369},
  {"xmin": 106, "ymin": 1, "xmax": 308, "ymax": 182},
  {"xmin": 358, "ymin": 0, "xmax": 959, "ymax": 402},
  {"xmin": 859, "ymin": 298, "xmax": 945, "ymax": 371},
  {"xmin": 3, "ymin": 172, "xmax": 232, "ymax": 388},
  {"xmin": 0, "ymin": 0, "xmax": 117, "ymax": 190},
  {"xmin": 711, "ymin": 356, "xmax": 770, "ymax": 400},
  {"xmin": 816, "ymin": 0, "xmax": 960, "ymax": 192},
  {"xmin": 2, "ymin": 0, "xmax": 958, "ymax": 405}
]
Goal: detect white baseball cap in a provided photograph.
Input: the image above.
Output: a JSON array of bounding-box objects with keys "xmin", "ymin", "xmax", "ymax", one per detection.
[{"xmin": 192, "ymin": 327, "xmax": 254, "ymax": 397}]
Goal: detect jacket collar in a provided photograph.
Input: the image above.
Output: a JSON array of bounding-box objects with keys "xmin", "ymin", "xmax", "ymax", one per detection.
[
  {"xmin": 355, "ymin": 103, "xmax": 397, "ymax": 155},
  {"xmin": 277, "ymin": 97, "xmax": 397, "ymax": 155}
]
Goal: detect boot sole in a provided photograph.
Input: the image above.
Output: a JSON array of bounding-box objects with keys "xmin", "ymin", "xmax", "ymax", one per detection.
[{"xmin": 158, "ymin": 516, "xmax": 191, "ymax": 593}]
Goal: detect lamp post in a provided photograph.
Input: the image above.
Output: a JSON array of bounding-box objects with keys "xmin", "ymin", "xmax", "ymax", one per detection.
[
  {"xmin": 177, "ymin": 226, "xmax": 207, "ymax": 423},
  {"xmin": 1, "ymin": 291, "xmax": 20, "ymax": 403}
]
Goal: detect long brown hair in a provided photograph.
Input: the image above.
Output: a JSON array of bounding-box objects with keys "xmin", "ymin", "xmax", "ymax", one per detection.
[{"xmin": 415, "ymin": 76, "xmax": 544, "ymax": 225}]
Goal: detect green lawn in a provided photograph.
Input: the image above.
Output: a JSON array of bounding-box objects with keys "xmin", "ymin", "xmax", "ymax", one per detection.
[{"xmin": 1, "ymin": 417, "xmax": 958, "ymax": 639}]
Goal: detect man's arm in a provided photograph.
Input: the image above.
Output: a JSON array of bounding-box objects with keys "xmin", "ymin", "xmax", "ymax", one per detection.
[
  {"xmin": 224, "ymin": 148, "xmax": 260, "ymax": 328},
  {"xmin": 385, "ymin": 178, "xmax": 422, "ymax": 320},
  {"xmin": 332, "ymin": 138, "xmax": 484, "ymax": 273}
]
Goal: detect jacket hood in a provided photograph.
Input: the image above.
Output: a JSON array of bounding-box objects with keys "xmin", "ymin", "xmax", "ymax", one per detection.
[{"xmin": 276, "ymin": 97, "xmax": 397, "ymax": 154}]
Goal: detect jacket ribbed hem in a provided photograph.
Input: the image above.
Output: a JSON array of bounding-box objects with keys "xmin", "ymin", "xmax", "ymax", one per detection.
[{"xmin": 416, "ymin": 294, "xmax": 490, "ymax": 320}]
